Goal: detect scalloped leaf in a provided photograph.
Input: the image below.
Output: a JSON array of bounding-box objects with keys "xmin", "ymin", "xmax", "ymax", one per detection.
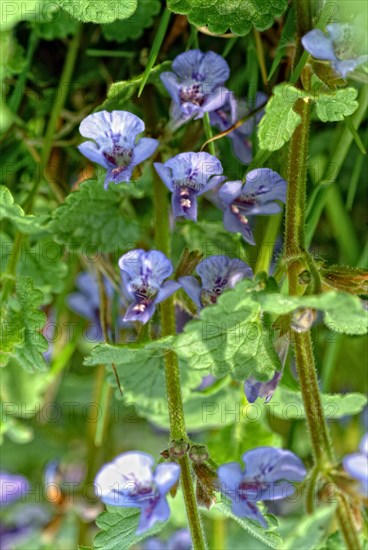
[
  {"xmin": 48, "ymin": 178, "xmax": 141, "ymax": 253},
  {"xmin": 167, "ymin": 0, "xmax": 288, "ymax": 36},
  {"xmin": 57, "ymin": 0, "xmax": 137, "ymax": 23},
  {"xmin": 102, "ymin": 0, "xmax": 161, "ymax": 43}
]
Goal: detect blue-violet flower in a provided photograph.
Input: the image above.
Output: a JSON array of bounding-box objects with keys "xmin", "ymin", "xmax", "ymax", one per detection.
[
  {"xmin": 154, "ymin": 152, "xmax": 224, "ymax": 221},
  {"xmin": 0, "ymin": 472, "xmax": 29, "ymax": 505},
  {"xmin": 301, "ymin": 23, "xmax": 368, "ymax": 78},
  {"xmin": 94, "ymin": 451, "xmax": 180, "ymax": 534},
  {"xmin": 218, "ymin": 169, "xmax": 287, "ymax": 245},
  {"xmin": 160, "ymin": 49, "xmax": 233, "ymax": 129},
  {"xmin": 217, "ymin": 447, "xmax": 307, "ymax": 527},
  {"xmin": 343, "ymin": 433, "xmax": 368, "ymax": 496},
  {"xmin": 78, "ymin": 110, "xmax": 158, "ymax": 188},
  {"xmin": 119, "ymin": 249, "xmax": 180, "ymax": 324},
  {"xmin": 179, "ymin": 255, "xmax": 253, "ymax": 310},
  {"xmin": 210, "ymin": 92, "xmax": 267, "ymax": 164}
]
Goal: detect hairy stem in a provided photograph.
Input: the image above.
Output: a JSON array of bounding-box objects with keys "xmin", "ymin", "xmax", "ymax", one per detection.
[
  {"xmin": 152, "ymin": 168, "xmax": 208, "ymax": 550},
  {"xmin": 287, "ymin": 2, "xmax": 362, "ymax": 547}
]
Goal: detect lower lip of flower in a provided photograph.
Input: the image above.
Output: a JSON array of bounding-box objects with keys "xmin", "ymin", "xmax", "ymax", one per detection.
[{"xmin": 231, "ymin": 204, "xmax": 249, "ymax": 225}]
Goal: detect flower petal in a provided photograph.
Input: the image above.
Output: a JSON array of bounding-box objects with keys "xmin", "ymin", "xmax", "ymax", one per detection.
[
  {"xmin": 172, "ymin": 189, "xmax": 198, "ymax": 221},
  {"xmin": 223, "ymin": 207, "xmax": 255, "ymax": 245},
  {"xmin": 137, "ymin": 496, "xmax": 171, "ymax": 534},
  {"xmin": 231, "ymin": 498, "xmax": 268, "ymax": 527},
  {"xmin": 178, "ymin": 276, "xmax": 202, "ymax": 309},
  {"xmin": 301, "ymin": 29, "xmax": 337, "ymax": 61},
  {"xmin": 104, "ymin": 165, "xmax": 134, "ymax": 188},
  {"xmin": 124, "ymin": 301, "xmax": 156, "ymax": 324},
  {"xmin": 119, "ymin": 250, "xmax": 173, "ymax": 285},
  {"xmin": 244, "ymin": 168, "xmax": 287, "ymax": 201},
  {"xmin": 154, "ymin": 463, "xmax": 180, "ymax": 495},
  {"xmin": 133, "ymin": 138, "xmax": 158, "ymax": 165},
  {"xmin": 197, "ymin": 175, "xmax": 226, "ymax": 196},
  {"xmin": 78, "ymin": 141, "xmax": 109, "ymax": 168},
  {"xmin": 218, "ymin": 180, "xmax": 243, "ymax": 205},
  {"xmin": 172, "ymin": 49, "xmax": 205, "ymax": 79},
  {"xmin": 160, "ymin": 72, "xmax": 181, "ymax": 102},
  {"xmin": 154, "ymin": 280, "xmax": 181, "ymax": 304},
  {"xmin": 217, "ymin": 462, "xmax": 243, "ymax": 491},
  {"xmin": 241, "ymin": 447, "xmax": 307, "ymax": 483},
  {"xmin": 203, "ymin": 86, "xmax": 228, "ymax": 113},
  {"xmin": 343, "ymin": 452, "xmax": 368, "ymax": 485},
  {"xmin": 154, "ymin": 162, "xmax": 174, "ymax": 191}
]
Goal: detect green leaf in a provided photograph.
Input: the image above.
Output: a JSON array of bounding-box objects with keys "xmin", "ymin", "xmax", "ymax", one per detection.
[
  {"xmin": 1, "ymin": 234, "xmax": 68, "ymax": 304},
  {"xmin": 84, "ymin": 342, "xmax": 203, "ymax": 417},
  {"xmin": 94, "ymin": 506, "xmax": 166, "ymax": 550},
  {"xmin": 102, "ymin": 0, "xmax": 161, "ymax": 43},
  {"xmin": 0, "ymin": 0, "xmax": 48, "ymax": 30},
  {"xmin": 149, "ymin": 385, "xmax": 241, "ymax": 431},
  {"xmin": 314, "ymin": 88, "xmax": 359, "ymax": 122},
  {"xmin": 167, "ymin": 0, "xmax": 288, "ymax": 36},
  {"xmin": 33, "ymin": 4, "xmax": 79, "ymax": 39},
  {"xmin": 216, "ymin": 502, "xmax": 282, "ymax": 549},
  {"xmin": 0, "ymin": 186, "xmax": 47, "ymax": 234},
  {"xmin": 258, "ymin": 84, "xmax": 303, "ymax": 151},
  {"xmin": 253, "ymin": 288, "xmax": 368, "ymax": 335},
  {"xmin": 48, "ymin": 178, "xmax": 141, "ymax": 253},
  {"xmin": 283, "ymin": 506, "xmax": 336, "ymax": 550},
  {"xmin": 0, "ymin": 277, "xmax": 48, "ymax": 371},
  {"xmin": 58, "ymin": 0, "xmax": 137, "ymax": 23},
  {"xmin": 271, "ymin": 387, "xmax": 367, "ymax": 419},
  {"xmin": 100, "ymin": 61, "xmax": 171, "ymax": 110},
  {"xmin": 206, "ymin": 418, "xmax": 282, "ymax": 465},
  {"xmin": 173, "ymin": 279, "xmax": 280, "ymax": 381}
]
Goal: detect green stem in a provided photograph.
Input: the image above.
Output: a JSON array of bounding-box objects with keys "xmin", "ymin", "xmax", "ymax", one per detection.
[
  {"xmin": 293, "ymin": 332, "xmax": 333, "ymax": 464},
  {"xmin": 203, "ymin": 113, "xmax": 216, "ymax": 157},
  {"xmin": 2, "ymin": 26, "xmax": 82, "ymax": 302},
  {"xmin": 152, "ymin": 168, "xmax": 207, "ymax": 550},
  {"xmin": 287, "ymin": 2, "xmax": 362, "ymax": 547},
  {"xmin": 25, "ymin": 25, "xmax": 82, "ymax": 210}
]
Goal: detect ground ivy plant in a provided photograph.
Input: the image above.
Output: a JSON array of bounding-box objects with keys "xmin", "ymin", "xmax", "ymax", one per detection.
[{"xmin": 1, "ymin": 0, "xmax": 367, "ymax": 549}]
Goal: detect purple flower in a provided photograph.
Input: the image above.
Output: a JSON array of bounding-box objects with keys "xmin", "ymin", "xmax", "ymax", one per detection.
[
  {"xmin": 119, "ymin": 249, "xmax": 180, "ymax": 324},
  {"xmin": 244, "ymin": 371, "xmax": 283, "ymax": 404},
  {"xmin": 343, "ymin": 433, "xmax": 368, "ymax": 495},
  {"xmin": 67, "ymin": 272, "xmax": 111, "ymax": 341},
  {"xmin": 301, "ymin": 24, "xmax": 368, "ymax": 78},
  {"xmin": 154, "ymin": 152, "xmax": 224, "ymax": 221},
  {"xmin": 179, "ymin": 255, "xmax": 253, "ymax": 310},
  {"xmin": 218, "ymin": 169, "xmax": 287, "ymax": 245},
  {"xmin": 94, "ymin": 451, "xmax": 180, "ymax": 534},
  {"xmin": 78, "ymin": 110, "xmax": 158, "ymax": 188},
  {"xmin": 160, "ymin": 49, "xmax": 233, "ymax": 129},
  {"xmin": 210, "ymin": 92, "xmax": 267, "ymax": 164},
  {"xmin": 244, "ymin": 334, "xmax": 289, "ymax": 403},
  {"xmin": 144, "ymin": 529, "xmax": 192, "ymax": 550},
  {"xmin": 0, "ymin": 472, "xmax": 29, "ymax": 506},
  {"xmin": 217, "ymin": 447, "xmax": 307, "ymax": 527},
  {"xmin": 0, "ymin": 505, "xmax": 50, "ymax": 550}
]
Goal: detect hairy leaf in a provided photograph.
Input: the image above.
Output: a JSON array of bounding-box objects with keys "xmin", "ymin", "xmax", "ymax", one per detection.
[
  {"xmin": 102, "ymin": 0, "xmax": 161, "ymax": 43},
  {"xmin": 84, "ymin": 342, "xmax": 203, "ymax": 417},
  {"xmin": 173, "ymin": 280, "xmax": 280, "ymax": 381},
  {"xmin": 258, "ymin": 84, "xmax": 303, "ymax": 151},
  {"xmin": 314, "ymin": 87, "xmax": 359, "ymax": 122},
  {"xmin": 0, "ymin": 186, "xmax": 47, "ymax": 234},
  {"xmin": 216, "ymin": 502, "xmax": 282, "ymax": 548},
  {"xmin": 1, "ymin": 277, "xmax": 48, "ymax": 371},
  {"xmin": 49, "ymin": 178, "xmax": 141, "ymax": 253},
  {"xmin": 167, "ymin": 0, "xmax": 288, "ymax": 36},
  {"xmin": 271, "ymin": 387, "xmax": 367, "ymax": 419},
  {"xmin": 283, "ymin": 506, "xmax": 336, "ymax": 549},
  {"xmin": 57, "ymin": 0, "xmax": 137, "ymax": 23},
  {"xmin": 94, "ymin": 507, "xmax": 166, "ymax": 550}
]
